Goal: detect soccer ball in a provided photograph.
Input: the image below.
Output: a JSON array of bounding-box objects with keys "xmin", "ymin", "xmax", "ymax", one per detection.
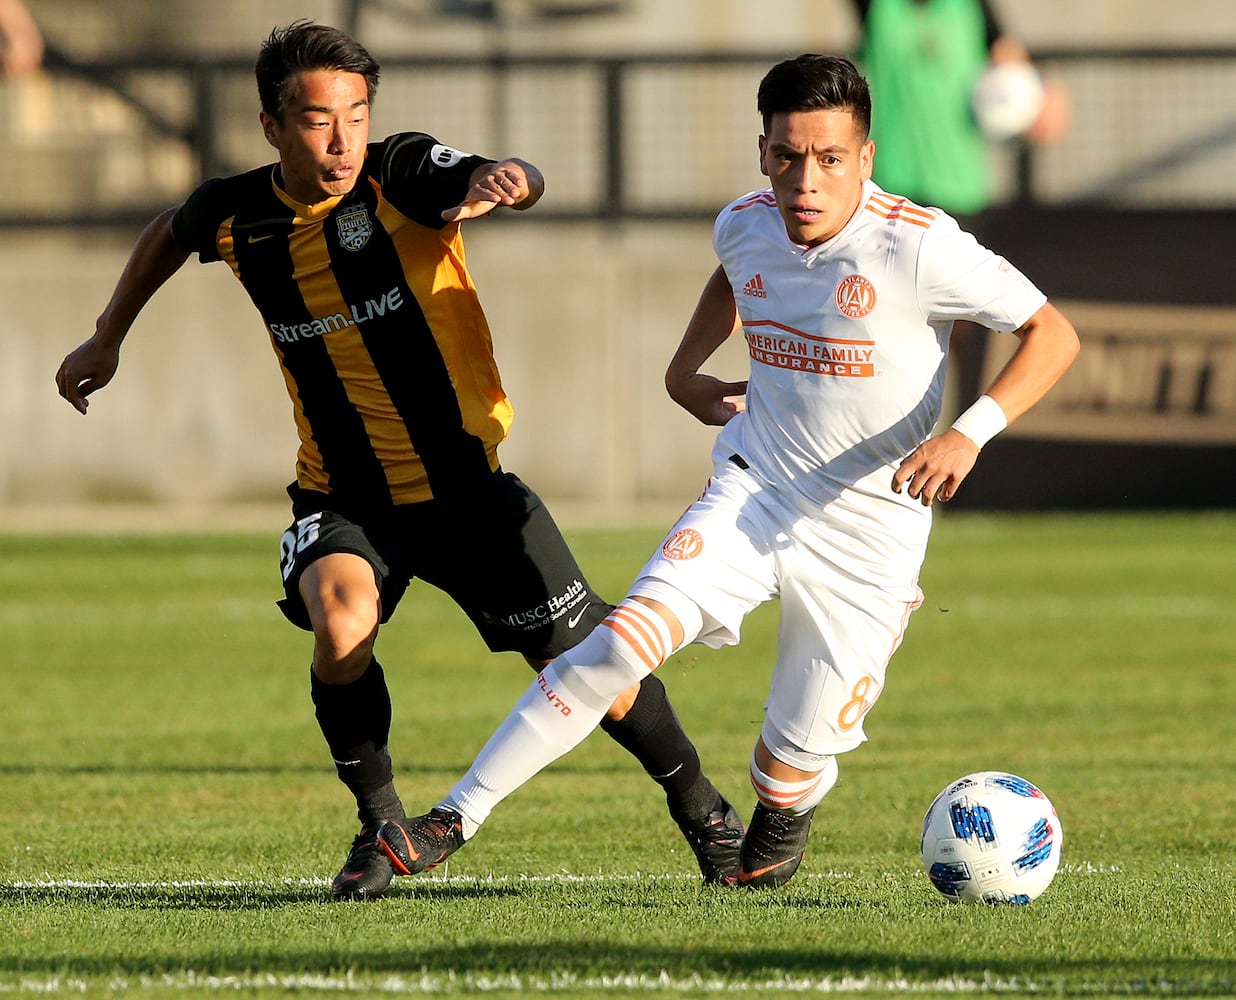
[
  {"xmin": 920, "ymin": 771, "xmax": 1062, "ymax": 905},
  {"xmin": 971, "ymin": 62, "xmax": 1045, "ymax": 141}
]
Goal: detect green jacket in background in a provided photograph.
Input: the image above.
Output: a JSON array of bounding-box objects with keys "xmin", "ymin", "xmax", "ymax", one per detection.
[{"xmin": 856, "ymin": 0, "xmax": 996, "ymax": 214}]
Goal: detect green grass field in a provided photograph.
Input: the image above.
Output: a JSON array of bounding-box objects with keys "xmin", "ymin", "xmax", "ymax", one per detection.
[{"xmin": 2, "ymin": 512, "xmax": 1233, "ymax": 997}]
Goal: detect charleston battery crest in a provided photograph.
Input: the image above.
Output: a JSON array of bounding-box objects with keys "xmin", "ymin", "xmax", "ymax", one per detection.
[{"xmin": 336, "ymin": 203, "xmax": 373, "ymax": 251}]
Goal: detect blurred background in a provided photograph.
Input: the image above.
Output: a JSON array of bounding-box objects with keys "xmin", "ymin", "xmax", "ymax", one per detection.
[{"xmin": 2, "ymin": 0, "xmax": 1234, "ymax": 525}]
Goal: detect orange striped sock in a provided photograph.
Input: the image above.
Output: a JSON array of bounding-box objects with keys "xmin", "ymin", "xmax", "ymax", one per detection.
[{"xmin": 749, "ymin": 753, "xmax": 838, "ymax": 815}]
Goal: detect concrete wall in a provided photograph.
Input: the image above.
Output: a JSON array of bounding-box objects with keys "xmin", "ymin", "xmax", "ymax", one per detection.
[
  {"xmin": 12, "ymin": 206, "xmax": 1233, "ymax": 522},
  {"xmin": 1, "ymin": 221, "xmax": 752, "ymax": 519},
  {"xmin": 7, "ymin": 0, "xmax": 1235, "ymax": 524}
]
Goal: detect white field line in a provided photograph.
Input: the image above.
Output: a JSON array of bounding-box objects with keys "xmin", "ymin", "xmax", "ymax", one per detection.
[
  {"xmin": 0, "ymin": 969, "xmax": 1218, "ymax": 996},
  {"xmin": 2, "ymin": 872, "xmax": 787, "ymax": 891},
  {"xmin": 2, "ymin": 861, "xmax": 1120, "ymax": 893},
  {"xmin": 0, "ymin": 969, "xmax": 1122, "ymax": 988},
  {"xmin": 6, "ymin": 866, "xmax": 1198, "ymax": 996}
]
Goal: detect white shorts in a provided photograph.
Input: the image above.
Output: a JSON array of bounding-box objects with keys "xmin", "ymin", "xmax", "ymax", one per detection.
[{"xmin": 631, "ymin": 457, "xmax": 924, "ymax": 758}]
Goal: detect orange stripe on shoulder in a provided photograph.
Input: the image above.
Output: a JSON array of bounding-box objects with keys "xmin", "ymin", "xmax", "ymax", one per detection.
[
  {"xmin": 865, "ymin": 194, "xmax": 939, "ymax": 230},
  {"xmin": 730, "ymin": 192, "xmax": 777, "ymax": 212}
]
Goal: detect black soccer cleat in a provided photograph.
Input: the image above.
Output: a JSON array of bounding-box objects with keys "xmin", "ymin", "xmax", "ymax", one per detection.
[
  {"xmin": 376, "ymin": 807, "xmax": 465, "ymax": 876},
  {"xmin": 675, "ymin": 794, "xmax": 746, "ymax": 886},
  {"xmin": 331, "ymin": 826, "xmax": 395, "ymax": 900},
  {"xmin": 737, "ymin": 803, "xmax": 817, "ymax": 889}
]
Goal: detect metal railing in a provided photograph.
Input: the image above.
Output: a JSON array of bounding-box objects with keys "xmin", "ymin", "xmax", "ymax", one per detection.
[{"xmin": 6, "ymin": 44, "xmax": 1236, "ymax": 227}]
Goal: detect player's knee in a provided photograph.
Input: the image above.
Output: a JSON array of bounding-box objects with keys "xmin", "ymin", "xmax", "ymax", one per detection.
[
  {"xmin": 627, "ymin": 578, "xmax": 704, "ymax": 648},
  {"xmin": 301, "ymin": 552, "xmax": 378, "ymax": 617},
  {"xmin": 555, "ymin": 598, "xmax": 681, "ymax": 707},
  {"xmin": 303, "ymin": 580, "xmax": 380, "ymax": 681},
  {"xmin": 603, "ymin": 681, "xmax": 641, "ymax": 722}
]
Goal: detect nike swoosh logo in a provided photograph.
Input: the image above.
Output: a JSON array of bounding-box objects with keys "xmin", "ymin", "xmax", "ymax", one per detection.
[
  {"xmin": 247, "ymin": 234, "xmax": 274, "ymax": 243},
  {"xmin": 567, "ymin": 603, "xmax": 592, "ymax": 629},
  {"xmin": 378, "ymin": 829, "xmax": 418, "ymax": 874},
  {"xmin": 737, "ymin": 857, "xmax": 799, "ymax": 883}
]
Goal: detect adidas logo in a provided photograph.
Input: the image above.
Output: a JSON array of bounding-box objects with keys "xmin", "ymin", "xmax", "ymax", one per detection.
[{"xmin": 742, "ymin": 274, "xmax": 767, "ymax": 298}]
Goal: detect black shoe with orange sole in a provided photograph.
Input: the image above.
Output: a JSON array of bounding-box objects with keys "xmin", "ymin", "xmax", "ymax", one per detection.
[
  {"xmin": 331, "ymin": 826, "xmax": 396, "ymax": 900},
  {"xmin": 675, "ymin": 794, "xmax": 746, "ymax": 886},
  {"xmin": 737, "ymin": 803, "xmax": 816, "ymax": 889},
  {"xmin": 376, "ymin": 808, "xmax": 466, "ymax": 876}
]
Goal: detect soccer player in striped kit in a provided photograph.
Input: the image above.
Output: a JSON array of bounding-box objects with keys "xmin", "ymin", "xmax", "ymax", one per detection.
[
  {"xmin": 55, "ymin": 21, "xmax": 744, "ymax": 899},
  {"xmin": 377, "ymin": 53, "xmax": 1079, "ymax": 889}
]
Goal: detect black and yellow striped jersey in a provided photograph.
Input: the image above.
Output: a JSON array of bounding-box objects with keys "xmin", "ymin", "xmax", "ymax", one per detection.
[{"xmin": 171, "ymin": 132, "xmax": 511, "ymax": 506}]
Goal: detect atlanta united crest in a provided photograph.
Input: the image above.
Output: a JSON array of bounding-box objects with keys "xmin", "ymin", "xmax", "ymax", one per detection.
[
  {"xmin": 835, "ymin": 274, "xmax": 876, "ymax": 319},
  {"xmin": 661, "ymin": 528, "xmax": 704, "ymax": 561},
  {"xmin": 336, "ymin": 203, "xmax": 373, "ymax": 251}
]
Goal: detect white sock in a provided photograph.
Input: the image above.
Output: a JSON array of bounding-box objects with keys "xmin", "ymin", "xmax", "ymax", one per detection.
[
  {"xmin": 749, "ymin": 753, "xmax": 838, "ymax": 815},
  {"xmin": 440, "ymin": 600, "xmax": 676, "ymax": 836},
  {"xmin": 440, "ymin": 659, "xmax": 608, "ymax": 838}
]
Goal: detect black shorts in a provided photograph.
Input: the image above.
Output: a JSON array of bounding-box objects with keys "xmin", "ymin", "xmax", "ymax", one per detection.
[{"xmin": 276, "ymin": 472, "xmax": 612, "ymax": 661}]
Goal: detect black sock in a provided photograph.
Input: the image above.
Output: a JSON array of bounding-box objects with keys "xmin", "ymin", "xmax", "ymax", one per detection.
[
  {"xmin": 310, "ymin": 658, "xmax": 405, "ymax": 827},
  {"xmin": 599, "ymin": 673, "xmax": 718, "ymax": 825}
]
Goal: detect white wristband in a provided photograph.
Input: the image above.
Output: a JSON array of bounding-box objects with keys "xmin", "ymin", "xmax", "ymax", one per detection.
[{"xmin": 950, "ymin": 395, "xmax": 1008, "ymax": 449}]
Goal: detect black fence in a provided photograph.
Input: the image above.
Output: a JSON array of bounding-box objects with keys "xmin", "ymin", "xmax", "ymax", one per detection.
[{"xmin": 7, "ymin": 44, "xmax": 1236, "ymax": 227}]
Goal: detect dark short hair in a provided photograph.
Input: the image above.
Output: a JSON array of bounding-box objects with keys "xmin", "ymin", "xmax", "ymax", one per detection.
[
  {"xmin": 757, "ymin": 54, "xmax": 871, "ymax": 139},
  {"xmin": 256, "ymin": 20, "xmax": 381, "ymax": 121}
]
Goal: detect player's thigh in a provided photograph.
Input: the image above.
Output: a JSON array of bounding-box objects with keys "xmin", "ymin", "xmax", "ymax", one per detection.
[
  {"xmin": 633, "ymin": 462, "xmax": 779, "ymax": 648},
  {"xmin": 765, "ymin": 565, "xmax": 922, "ymax": 757},
  {"xmin": 276, "ymin": 508, "xmax": 407, "ymax": 633},
  {"xmin": 415, "ymin": 472, "xmax": 611, "ymax": 660},
  {"xmin": 298, "ymin": 552, "xmax": 381, "ymax": 635}
]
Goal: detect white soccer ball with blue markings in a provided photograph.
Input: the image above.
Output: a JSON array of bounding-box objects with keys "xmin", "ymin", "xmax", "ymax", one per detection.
[{"xmin": 920, "ymin": 771, "xmax": 1062, "ymax": 905}]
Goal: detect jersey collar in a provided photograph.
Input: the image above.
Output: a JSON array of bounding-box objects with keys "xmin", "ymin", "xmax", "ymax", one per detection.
[{"xmin": 269, "ymin": 164, "xmax": 351, "ymax": 222}]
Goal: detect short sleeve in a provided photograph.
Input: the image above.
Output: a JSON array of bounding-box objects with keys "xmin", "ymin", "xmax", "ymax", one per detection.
[
  {"xmin": 373, "ymin": 132, "xmax": 494, "ymax": 229},
  {"xmin": 171, "ymin": 178, "xmax": 228, "ymax": 263},
  {"xmin": 916, "ymin": 215, "xmax": 1047, "ymax": 332}
]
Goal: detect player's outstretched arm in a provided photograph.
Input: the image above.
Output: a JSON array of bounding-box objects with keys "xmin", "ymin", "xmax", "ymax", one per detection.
[
  {"xmin": 441, "ymin": 158, "xmax": 545, "ymax": 223},
  {"xmin": 56, "ymin": 206, "xmax": 190, "ymax": 414},
  {"xmin": 665, "ymin": 265, "xmax": 748, "ymax": 427},
  {"xmin": 892, "ymin": 301, "xmax": 1079, "ymax": 506}
]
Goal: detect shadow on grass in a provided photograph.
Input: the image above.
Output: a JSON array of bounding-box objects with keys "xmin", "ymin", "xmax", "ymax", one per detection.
[
  {"xmin": 1, "ymin": 939, "xmax": 1233, "ymax": 993},
  {"xmin": 4, "ymin": 881, "xmax": 1233, "ymax": 992}
]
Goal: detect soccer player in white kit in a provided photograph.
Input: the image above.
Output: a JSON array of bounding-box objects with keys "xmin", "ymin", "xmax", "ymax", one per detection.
[{"xmin": 377, "ymin": 54, "xmax": 1080, "ymax": 889}]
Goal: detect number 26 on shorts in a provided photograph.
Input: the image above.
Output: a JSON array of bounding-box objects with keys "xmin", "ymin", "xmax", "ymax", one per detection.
[{"xmin": 279, "ymin": 512, "xmax": 323, "ymax": 581}]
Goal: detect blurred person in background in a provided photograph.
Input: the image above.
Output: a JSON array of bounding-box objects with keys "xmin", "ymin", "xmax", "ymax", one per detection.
[
  {"xmin": 0, "ymin": 0, "xmax": 42, "ymax": 75},
  {"xmin": 849, "ymin": 0, "xmax": 1069, "ymax": 227},
  {"xmin": 55, "ymin": 20, "xmax": 743, "ymax": 900}
]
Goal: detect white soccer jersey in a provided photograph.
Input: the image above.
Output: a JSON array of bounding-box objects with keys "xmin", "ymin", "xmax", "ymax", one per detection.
[
  {"xmin": 713, "ymin": 180, "xmax": 1046, "ymax": 569},
  {"xmin": 629, "ymin": 182, "xmax": 1049, "ymax": 756}
]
